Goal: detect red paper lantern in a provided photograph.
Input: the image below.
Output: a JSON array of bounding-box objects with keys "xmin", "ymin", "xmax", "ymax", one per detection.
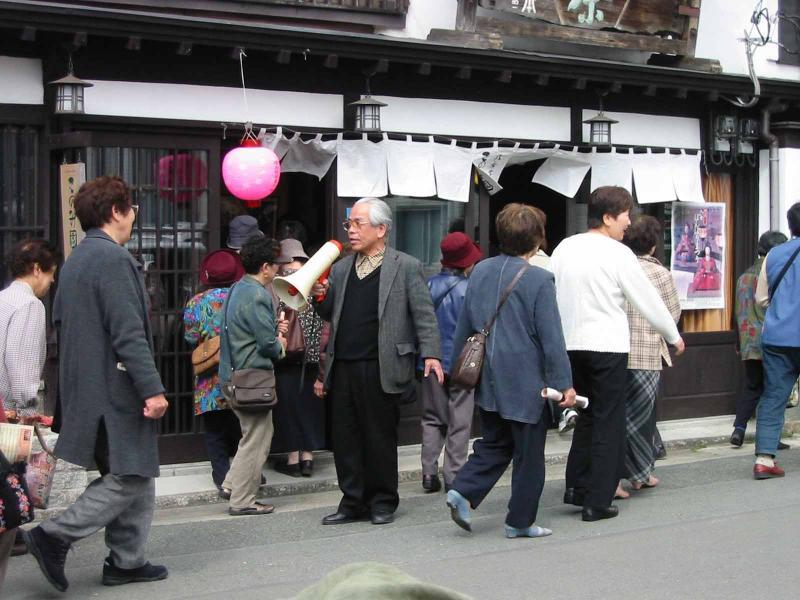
[{"xmin": 158, "ymin": 153, "xmax": 208, "ymax": 204}]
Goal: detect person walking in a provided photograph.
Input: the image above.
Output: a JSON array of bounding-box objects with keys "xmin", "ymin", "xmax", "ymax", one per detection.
[
  {"xmin": 271, "ymin": 238, "xmax": 329, "ymax": 478},
  {"xmin": 730, "ymin": 231, "xmax": 788, "ymax": 448},
  {"xmin": 551, "ymin": 186, "xmax": 684, "ymax": 522},
  {"xmin": 445, "ymin": 203, "xmax": 575, "ymax": 539},
  {"xmin": 752, "ymin": 202, "xmax": 800, "ymax": 479},
  {"xmin": 620, "ymin": 216, "xmax": 681, "ymax": 493},
  {"xmin": 419, "ymin": 232, "xmax": 482, "ymax": 494},
  {"xmin": 23, "ymin": 176, "xmax": 169, "ymax": 592},
  {"xmin": 183, "ymin": 248, "xmax": 245, "ymax": 493},
  {"xmin": 0, "ymin": 238, "xmax": 59, "ymax": 590},
  {"xmin": 315, "ymin": 197, "xmax": 442, "ymax": 526}
]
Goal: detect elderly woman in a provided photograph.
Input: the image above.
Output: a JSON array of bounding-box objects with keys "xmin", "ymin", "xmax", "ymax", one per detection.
[
  {"xmin": 445, "ymin": 203, "xmax": 576, "ymax": 539},
  {"xmin": 620, "ymin": 216, "xmax": 681, "ymax": 492}
]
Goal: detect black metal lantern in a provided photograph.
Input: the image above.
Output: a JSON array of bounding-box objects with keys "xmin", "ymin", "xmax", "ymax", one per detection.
[
  {"xmin": 349, "ymin": 95, "xmax": 388, "ymax": 133},
  {"xmin": 49, "ymin": 59, "xmax": 93, "ymax": 114},
  {"xmin": 583, "ymin": 111, "xmax": 618, "ymax": 146}
]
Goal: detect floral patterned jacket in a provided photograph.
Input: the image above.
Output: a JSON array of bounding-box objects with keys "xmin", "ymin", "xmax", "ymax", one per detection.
[{"xmin": 183, "ymin": 288, "xmax": 229, "ymax": 414}]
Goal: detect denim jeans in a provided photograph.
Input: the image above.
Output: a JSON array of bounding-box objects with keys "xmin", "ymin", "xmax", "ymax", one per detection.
[{"xmin": 755, "ymin": 345, "xmax": 800, "ymax": 456}]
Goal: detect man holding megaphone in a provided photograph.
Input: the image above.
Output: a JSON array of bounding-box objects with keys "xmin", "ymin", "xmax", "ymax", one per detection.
[{"xmin": 312, "ymin": 198, "xmax": 443, "ymax": 526}]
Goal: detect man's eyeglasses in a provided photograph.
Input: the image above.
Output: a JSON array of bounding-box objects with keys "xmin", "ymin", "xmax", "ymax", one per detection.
[
  {"xmin": 341, "ymin": 219, "xmax": 369, "ymax": 232},
  {"xmin": 130, "ymin": 204, "xmax": 140, "ymax": 218}
]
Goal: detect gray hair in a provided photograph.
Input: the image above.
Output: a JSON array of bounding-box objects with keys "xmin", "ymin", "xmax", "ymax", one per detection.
[{"xmin": 354, "ymin": 197, "xmax": 393, "ymax": 233}]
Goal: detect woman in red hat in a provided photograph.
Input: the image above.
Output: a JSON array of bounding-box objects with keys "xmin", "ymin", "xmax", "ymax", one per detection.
[{"xmin": 183, "ymin": 249, "xmax": 246, "ymax": 495}]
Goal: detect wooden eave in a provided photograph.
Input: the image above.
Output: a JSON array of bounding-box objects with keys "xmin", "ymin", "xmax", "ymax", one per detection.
[{"xmin": 2, "ymin": 0, "xmax": 800, "ymax": 102}]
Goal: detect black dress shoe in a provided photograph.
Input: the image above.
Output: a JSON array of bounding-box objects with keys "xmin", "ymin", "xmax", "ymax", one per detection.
[
  {"xmin": 102, "ymin": 557, "xmax": 168, "ymax": 586},
  {"xmin": 563, "ymin": 487, "xmax": 585, "ymax": 506},
  {"xmin": 300, "ymin": 460, "xmax": 314, "ymax": 477},
  {"xmin": 274, "ymin": 461, "xmax": 302, "ymax": 477},
  {"xmin": 321, "ymin": 512, "xmax": 366, "ymax": 525},
  {"xmin": 422, "ymin": 474, "xmax": 442, "ymax": 493},
  {"xmin": 730, "ymin": 429, "xmax": 745, "ymax": 447},
  {"xmin": 582, "ymin": 506, "xmax": 619, "ymax": 522},
  {"xmin": 371, "ymin": 512, "xmax": 395, "ymax": 525},
  {"xmin": 23, "ymin": 526, "xmax": 71, "ymax": 592},
  {"xmin": 778, "ymin": 440, "xmax": 790, "ymax": 450}
]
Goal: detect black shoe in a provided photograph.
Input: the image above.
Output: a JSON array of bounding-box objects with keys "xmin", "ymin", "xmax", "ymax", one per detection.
[
  {"xmin": 655, "ymin": 447, "xmax": 667, "ymax": 461},
  {"xmin": 371, "ymin": 512, "xmax": 395, "ymax": 525},
  {"xmin": 563, "ymin": 487, "xmax": 585, "ymax": 506},
  {"xmin": 444, "ymin": 482, "xmax": 452, "ymax": 493},
  {"xmin": 12, "ymin": 529, "xmax": 28, "ymax": 556},
  {"xmin": 218, "ymin": 487, "xmax": 231, "ymax": 501},
  {"xmin": 730, "ymin": 429, "xmax": 745, "ymax": 447},
  {"xmin": 321, "ymin": 511, "xmax": 367, "ymax": 525},
  {"xmin": 778, "ymin": 441, "xmax": 790, "ymax": 450},
  {"xmin": 274, "ymin": 461, "xmax": 302, "ymax": 477},
  {"xmin": 582, "ymin": 506, "xmax": 619, "ymax": 522},
  {"xmin": 300, "ymin": 460, "xmax": 313, "ymax": 477},
  {"xmin": 102, "ymin": 557, "xmax": 168, "ymax": 586},
  {"xmin": 260, "ymin": 474, "xmax": 267, "ymax": 485},
  {"xmin": 422, "ymin": 474, "xmax": 442, "ymax": 493},
  {"xmin": 22, "ymin": 526, "xmax": 71, "ymax": 592}
]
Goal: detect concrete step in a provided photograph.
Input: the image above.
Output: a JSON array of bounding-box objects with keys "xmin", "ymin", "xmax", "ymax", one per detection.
[{"xmin": 35, "ymin": 414, "xmax": 799, "ymax": 520}]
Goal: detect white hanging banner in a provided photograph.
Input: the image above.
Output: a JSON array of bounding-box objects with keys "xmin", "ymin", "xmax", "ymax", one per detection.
[
  {"xmin": 532, "ymin": 155, "xmax": 591, "ymax": 198},
  {"xmin": 260, "ymin": 128, "xmax": 292, "ymax": 159},
  {"xmin": 473, "ymin": 144, "xmax": 513, "ymax": 195},
  {"xmin": 671, "ymin": 151, "xmax": 705, "ymax": 203},
  {"xmin": 336, "ymin": 134, "xmax": 388, "ymax": 198},
  {"xmin": 386, "ymin": 135, "xmax": 437, "ymax": 197},
  {"xmin": 432, "ymin": 140, "xmax": 478, "ymax": 203},
  {"xmin": 280, "ymin": 133, "xmax": 337, "ymax": 180},
  {"xmin": 586, "ymin": 149, "xmax": 633, "ymax": 193},
  {"xmin": 633, "ymin": 151, "xmax": 678, "ymax": 204}
]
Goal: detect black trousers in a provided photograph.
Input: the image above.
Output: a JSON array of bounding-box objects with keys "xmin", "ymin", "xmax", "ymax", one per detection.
[
  {"xmin": 202, "ymin": 410, "xmax": 242, "ymax": 488},
  {"xmin": 331, "ymin": 360, "xmax": 400, "ymax": 516},
  {"xmin": 453, "ymin": 408, "xmax": 548, "ymax": 529},
  {"xmin": 565, "ymin": 351, "xmax": 628, "ymax": 508},
  {"xmin": 733, "ymin": 359, "xmax": 764, "ymax": 431}
]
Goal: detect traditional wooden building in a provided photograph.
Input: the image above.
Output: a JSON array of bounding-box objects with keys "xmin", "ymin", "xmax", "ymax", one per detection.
[{"xmin": 2, "ymin": 0, "xmax": 800, "ymax": 463}]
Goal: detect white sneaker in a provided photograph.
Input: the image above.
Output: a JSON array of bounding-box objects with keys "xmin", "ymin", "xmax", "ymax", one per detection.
[{"xmin": 558, "ymin": 409, "xmax": 579, "ymax": 434}]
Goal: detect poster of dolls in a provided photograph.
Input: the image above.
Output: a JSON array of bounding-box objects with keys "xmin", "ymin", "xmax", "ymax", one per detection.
[{"xmin": 670, "ymin": 202, "xmax": 726, "ymax": 310}]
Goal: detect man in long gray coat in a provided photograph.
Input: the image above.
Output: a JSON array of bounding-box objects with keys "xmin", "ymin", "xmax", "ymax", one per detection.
[
  {"xmin": 315, "ymin": 198, "xmax": 442, "ymax": 526},
  {"xmin": 23, "ymin": 176, "xmax": 169, "ymax": 592}
]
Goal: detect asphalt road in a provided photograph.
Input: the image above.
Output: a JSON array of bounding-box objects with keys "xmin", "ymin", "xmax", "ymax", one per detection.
[{"xmin": 5, "ymin": 445, "xmax": 800, "ymax": 600}]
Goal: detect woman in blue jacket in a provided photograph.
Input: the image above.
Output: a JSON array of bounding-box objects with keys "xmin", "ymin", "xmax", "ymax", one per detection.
[{"xmin": 446, "ymin": 203, "xmax": 576, "ymax": 539}]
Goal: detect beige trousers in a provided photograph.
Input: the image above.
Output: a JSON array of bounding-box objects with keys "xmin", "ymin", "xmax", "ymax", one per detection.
[{"xmin": 223, "ymin": 410, "xmax": 274, "ymax": 509}]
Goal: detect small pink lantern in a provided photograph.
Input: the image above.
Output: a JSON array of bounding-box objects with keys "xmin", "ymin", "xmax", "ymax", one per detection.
[
  {"xmin": 158, "ymin": 153, "xmax": 208, "ymax": 204},
  {"xmin": 222, "ymin": 138, "xmax": 281, "ymax": 207}
]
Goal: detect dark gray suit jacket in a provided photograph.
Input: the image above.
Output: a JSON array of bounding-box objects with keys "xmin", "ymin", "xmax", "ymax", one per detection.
[
  {"xmin": 318, "ymin": 246, "xmax": 441, "ymax": 395},
  {"xmin": 53, "ymin": 229, "xmax": 165, "ymax": 477}
]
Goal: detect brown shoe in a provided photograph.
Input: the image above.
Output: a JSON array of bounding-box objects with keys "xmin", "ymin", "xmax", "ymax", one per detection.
[
  {"xmin": 754, "ymin": 463, "xmax": 785, "ymax": 480},
  {"xmin": 229, "ymin": 502, "xmax": 275, "ymax": 516}
]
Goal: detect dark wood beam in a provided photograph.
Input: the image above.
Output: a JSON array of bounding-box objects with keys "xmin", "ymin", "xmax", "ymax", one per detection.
[
  {"xmin": 374, "ymin": 58, "xmax": 389, "ymax": 73},
  {"xmin": 126, "ymin": 36, "xmax": 142, "ymax": 51},
  {"xmin": 276, "ymin": 49, "xmax": 291, "ymax": 64},
  {"xmin": 496, "ymin": 69, "xmax": 512, "ymax": 83},
  {"xmin": 229, "ymin": 46, "xmax": 244, "ymax": 60},
  {"xmin": 572, "ymin": 78, "xmax": 587, "ymax": 91},
  {"xmin": 644, "ymin": 84, "xmax": 657, "ymax": 96},
  {"xmin": 176, "ymin": 41, "xmax": 192, "ymax": 56},
  {"xmin": 72, "ymin": 31, "xmax": 87, "ymax": 48},
  {"xmin": 417, "ymin": 62, "xmax": 432, "ymax": 76},
  {"xmin": 536, "ymin": 74, "xmax": 550, "ymax": 86},
  {"xmin": 20, "ymin": 26, "xmax": 35, "ymax": 41},
  {"xmin": 675, "ymin": 88, "xmax": 689, "ymax": 99},
  {"xmin": 707, "ymin": 90, "xmax": 720, "ymax": 102},
  {"xmin": 609, "ymin": 81, "xmax": 623, "ymax": 94},
  {"xmin": 323, "ymin": 54, "xmax": 339, "ymax": 69},
  {"xmin": 456, "ymin": 66, "xmax": 472, "ymax": 80}
]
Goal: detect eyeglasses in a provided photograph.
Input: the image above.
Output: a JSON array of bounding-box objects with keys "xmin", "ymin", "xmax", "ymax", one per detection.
[
  {"xmin": 130, "ymin": 204, "xmax": 139, "ymax": 218},
  {"xmin": 342, "ymin": 219, "xmax": 369, "ymax": 232}
]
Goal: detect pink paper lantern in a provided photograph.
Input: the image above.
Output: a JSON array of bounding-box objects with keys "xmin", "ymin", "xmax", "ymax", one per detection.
[
  {"xmin": 158, "ymin": 153, "xmax": 208, "ymax": 204},
  {"xmin": 222, "ymin": 143, "xmax": 281, "ymax": 204}
]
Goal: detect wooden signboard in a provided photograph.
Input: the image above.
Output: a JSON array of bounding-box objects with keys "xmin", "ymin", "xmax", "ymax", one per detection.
[
  {"xmin": 60, "ymin": 162, "xmax": 86, "ymax": 260},
  {"xmin": 478, "ymin": 0, "xmax": 686, "ymax": 35}
]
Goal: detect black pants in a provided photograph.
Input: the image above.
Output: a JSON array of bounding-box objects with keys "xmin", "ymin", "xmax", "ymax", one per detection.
[
  {"xmin": 453, "ymin": 408, "xmax": 548, "ymax": 529},
  {"xmin": 202, "ymin": 410, "xmax": 242, "ymax": 488},
  {"xmin": 733, "ymin": 359, "xmax": 764, "ymax": 431},
  {"xmin": 565, "ymin": 351, "xmax": 628, "ymax": 508},
  {"xmin": 331, "ymin": 360, "xmax": 400, "ymax": 516}
]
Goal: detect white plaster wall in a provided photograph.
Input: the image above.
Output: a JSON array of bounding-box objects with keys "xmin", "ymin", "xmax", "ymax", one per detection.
[
  {"xmin": 581, "ymin": 110, "xmax": 701, "ymax": 149},
  {"xmin": 84, "ymin": 81, "xmax": 343, "ymax": 127},
  {"xmin": 0, "ymin": 56, "xmax": 43, "ymax": 104},
  {"xmin": 759, "ymin": 147, "xmax": 800, "ymax": 236},
  {"xmin": 696, "ymin": 0, "xmax": 800, "ymax": 81},
  {"xmin": 376, "ymin": 95, "xmax": 570, "ymax": 140},
  {"xmin": 377, "ymin": 0, "xmax": 457, "ymax": 39}
]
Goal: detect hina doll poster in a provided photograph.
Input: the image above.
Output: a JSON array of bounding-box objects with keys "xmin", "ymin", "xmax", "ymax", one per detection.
[{"xmin": 670, "ymin": 202, "xmax": 726, "ymax": 310}]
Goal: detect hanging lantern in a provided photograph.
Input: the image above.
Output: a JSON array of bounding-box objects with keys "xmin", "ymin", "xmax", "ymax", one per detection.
[
  {"xmin": 158, "ymin": 153, "xmax": 208, "ymax": 203},
  {"xmin": 583, "ymin": 111, "xmax": 618, "ymax": 146},
  {"xmin": 222, "ymin": 129, "xmax": 281, "ymax": 208},
  {"xmin": 350, "ymin": 95, "xmax": 388, "ymax": 133},
  {"xmin": 49, "ymin": 62, "xmax": 93, "ymax": 115}
]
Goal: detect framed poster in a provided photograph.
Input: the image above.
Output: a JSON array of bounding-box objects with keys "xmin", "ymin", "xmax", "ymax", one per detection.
[{"xmin": 670, "ymin": 202, "xmax": 726, "ymax": 310}]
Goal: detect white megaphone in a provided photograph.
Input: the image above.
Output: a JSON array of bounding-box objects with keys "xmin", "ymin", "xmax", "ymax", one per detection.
[{"xmin": 273, "ymin": 240, "xmax": 343, "ymax": 310}]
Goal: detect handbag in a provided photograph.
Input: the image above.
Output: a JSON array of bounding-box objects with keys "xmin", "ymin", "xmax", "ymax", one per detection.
[
  {"xmin": 450, "ymin": 265, "xmax": 529, "ymax": 390},
  {"xmin": 25, "ymin": 424, "xmax": 58, "ymax": 509},
  {"xmin": 0, "ymin": 449, "xmax": 34, "ymax": 533},
  {"xmin": 223, "ymin": 283, "xmax": 278, "ymax": 413},
  {"xmin": 191, "ymin": 335, "xmax": 221, "ymax": 376},
  {"xmin": 281, "ymin": 307, "xmax": 307, "ymax": 363}
]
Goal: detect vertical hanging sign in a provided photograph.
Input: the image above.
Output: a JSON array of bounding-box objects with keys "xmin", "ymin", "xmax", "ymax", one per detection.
[{"xmin": 60, "ymin": 162, "xmax": 86, "ymax": 259}]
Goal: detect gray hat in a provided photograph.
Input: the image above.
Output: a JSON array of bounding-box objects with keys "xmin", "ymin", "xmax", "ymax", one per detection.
[
  {"xmin": 279, "ymin": 238, "xmax": 310, "ymax": 263},
  {"xmin": 227, "ymin": 215, "xmax": 264, "ymax": 249}
]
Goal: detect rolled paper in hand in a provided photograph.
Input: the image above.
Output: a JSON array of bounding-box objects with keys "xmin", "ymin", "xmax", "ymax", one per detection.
[{"xmin": 541, "ymin": 387, "xmax": 589, "ymax": 409}]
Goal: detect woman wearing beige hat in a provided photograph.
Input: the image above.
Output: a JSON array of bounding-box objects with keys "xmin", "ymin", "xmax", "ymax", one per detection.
[{"xmin": 271, "ymin": 238, "xmax": 330, "ymax": 477}]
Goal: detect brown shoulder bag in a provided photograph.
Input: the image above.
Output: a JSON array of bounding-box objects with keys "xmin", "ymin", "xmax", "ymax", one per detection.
[
  {"xmin": 450, "ymin": 265, "xmax": 529, "ymax": 390},
  {"xmin": 191, "ymin": 335, "xmax": 221, "ymax": 376}
]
